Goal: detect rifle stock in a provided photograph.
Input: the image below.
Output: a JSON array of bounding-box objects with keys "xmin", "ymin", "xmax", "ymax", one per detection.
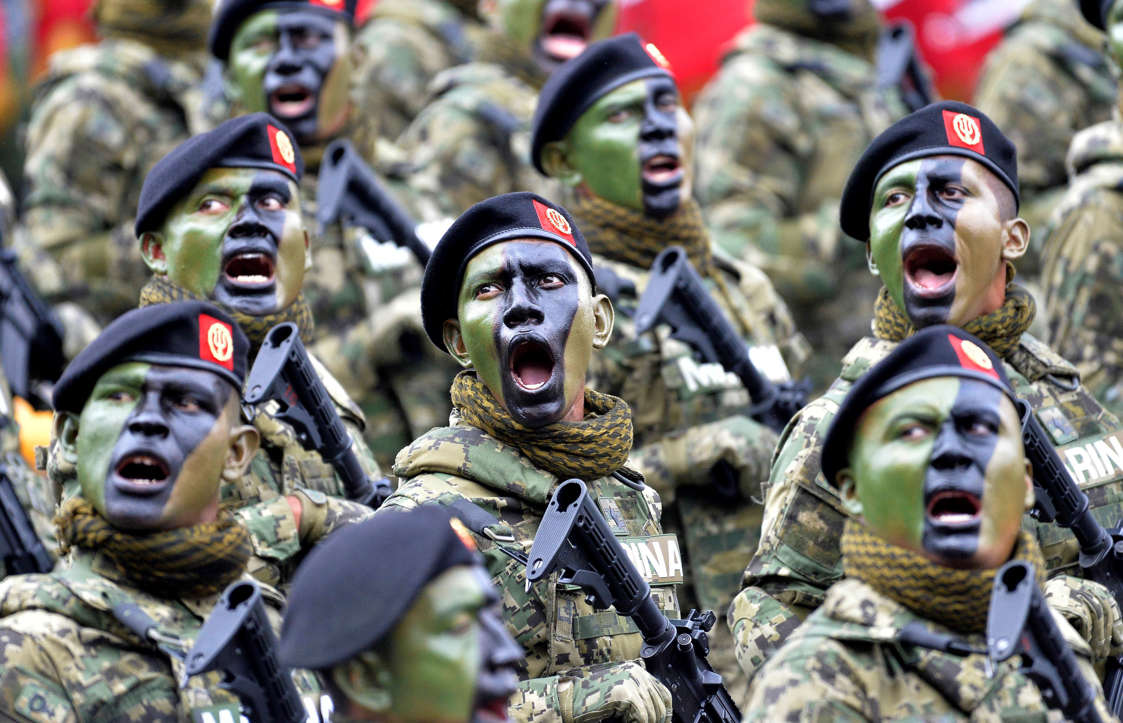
[
  {"xmin": 245, "ymin": 323, "xmax": 391, "ymax": 508},
  {"xmin": 526, "ymin": 479, "xmax": 740, "ymax": 723},
  {"xmin": 184, "ymin": 580, "xmax": 310, "ymax": 723},
  {"xmin": 317, "ymin": 139, "xmax": 431, "ymax": 268}
]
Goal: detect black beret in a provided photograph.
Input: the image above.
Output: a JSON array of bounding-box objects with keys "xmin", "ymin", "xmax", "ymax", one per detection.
[
  {"xmin": 530, "ymin": 33, "xmax": 674, "ymax": 173},
  {"xmin": 839, "ymin": 100, "xmax": 1019, "ymax": 241},
  {"xmin": 279, "ymin": 505, "xmax": 480, "ymax": 669},
  {"xmin": 820, "ymin": 325, "xmax": 1016, "ymax": 486},
  {"xmin": 53, "ymin": 301, "xmax": 250, "ymax": 414},
  {"xmin": 135, "ymin": 113, "xmax": 303, "ymax": 236},
  {"xmin": 1080, "ymin": 0, "xmax": 1114, "ymax": 29},
  {"xmin": 420, "ymin": 191, "xmax": 596, "ymax": 351},
  {"xmin": 209, "ymin": 0, "xmax": 357, "ymax": 61}
]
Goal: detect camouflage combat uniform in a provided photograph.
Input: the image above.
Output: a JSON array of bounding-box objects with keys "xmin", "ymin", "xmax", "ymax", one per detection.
[
  {"xmin": 692, "ymin": 2, "xmax": 908, "ymax": 389},
  {"xmin": 0, "ymin": 547, "xmax": 326, "ymax": 721},
  {"xmin": 383, "ymin": 422, "xmax": 682, "ymax": 720},
  {"xmin": 744, "ymin": 577, "xmax": 1108, "ymax": 720},
  {"xmin": 1041, "ymin": 120, "xmax": 1123, "ymax": 419},
  {"xmin": 974, "ymin": 0, "xmax": 1115, "ymax": 278},
  {"xmin": 18, "ymin": 2, "xmax": 214, "ymax": 338},
  {"xmin": 731, "ymin": 329, "xmax": 1123, "ymax": 678},
  {"xmin": 351, "ymin": 0, "xmax": 487, "ymax": 142},
  {"xmin": 395, "ymin": 45, "xmax": 561, "ymax": 219}
]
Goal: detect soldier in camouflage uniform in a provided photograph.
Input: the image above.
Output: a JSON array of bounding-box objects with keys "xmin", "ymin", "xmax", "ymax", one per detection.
[
  {"xmin": 692, "ymin": 0, "xmax": 909, "ymax": 389},
  {"xmin": 0, "ymin": 302, "xmax": 329, "ymax": 721},
  {"xmin": 17, "ymin": 0, "xmax": 215, "ymax": 346},
  {"xmin": 1040, "ymin": 0, "xmax": 1123, "ymax": 420},
  {"xmin": 745, "ymin": 325, "xmax": 1113, "ymax": 720},
  {"xmin": 530, "ymin": 34, "xmax": 809, "ymax": 707},
  {"xmin": 396, "ymin": 0, "xmax": 618, "ymax": 218},
  {"xmin": 212, "ymin": 0, "xmax": 456, "ymax": 467},
  {"xmin": 126, "ymin": 114, "xmax": 378, "ymax": 587},
  {"xmin": 280, "ymin": 506, "xmax": 524, "ymax": 721},
  {"xmin": 974, "ymin": 0, "xmax": 1115, "ymax": 279},
  {"xmin": 382, "ymin": 193, "xmax": 678, "ymax": 722},
  {"xmin": 732, "ymin": 101, "xmax": 1123, "ymax": 680},
  {"xmin": 351, "ymin": 0, "xmax": 489, "ymax": 143}
]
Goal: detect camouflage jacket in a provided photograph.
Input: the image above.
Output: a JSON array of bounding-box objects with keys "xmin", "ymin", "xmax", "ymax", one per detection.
[
  {"xmin": 298, "ymin": 165, "xmax": 456, "ymax": 468},
  {"xmin": 395, "ymin": 62, "xmax": 562, "ymax": 219},
  {"xmin": 974, "ymin": 0, "xmax": 1115, "ymax": 276},
  {"xmin": 1041, "ymin": 119, "xmax": 1123, "ymax": 419},
  {"xmin": 0, "ymin": 547, "xmax": 327, "ymax": 721},
  {"xmin": 744, "ymin": 577, "xmax": 1109, "ymax": 720},
  {"xmin": 19, "ymin": 38, "xmax": 211, "ymax": 330},
  {"xmin": 385, "ymin": 421, "xmax": 681, "ymax": 721},
  {"xmin": 731, "ymin": 333, "xmax": 1123, "ymax": 678},
  {"xmin": 351, "ymin": 0, "xmax": 487, "ymax": 142},
  {"xmin": 692, "ymin": 22, "xmax": 907, "ymax": 387}
]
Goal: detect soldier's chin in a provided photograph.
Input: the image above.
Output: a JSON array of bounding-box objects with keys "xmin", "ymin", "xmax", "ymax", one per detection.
[
  {"xmin": 921, "ymin": 527, "xmax": 980, "ymax": 569},
  {"xmin": 214, "ymin": 284, "xmax": 279, "ymax": 316},
  {"xmin": 641, "ymin": 182, "xmax": 683, "ymax": 220}
]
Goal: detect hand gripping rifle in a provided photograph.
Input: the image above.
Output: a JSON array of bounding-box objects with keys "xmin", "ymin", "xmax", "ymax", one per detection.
[
  {"xmin": 988, "ymin": 560, "xmax": 1107, "ymax": 723},
  {"xmin": 317, "ymin": 138, "xmax": 431, "ymax": 268},
  {"xmin": 1017, "ymin": 399, "xmax": 1123, "ymax": 713},
  {"xmin": 245, "ymin": 322, "xmax": 392, "ymax": 508},
  {"xmin": 0, "ymin": 248, "xmax": 65, "ymax": 407},
  {"xmin": 526, "ymin": 479, "xmax": 741, "ymax": 723},
  {"xmin": 0, "ymin": 462, "xmax": 53, "ymax": 575},
  {"xmin": 184, "ymin": 580, "xmax": 309, "ymax": 723},
  {"xmin": 634, "ymin": 245, "xmax": 809, "ymax": 435}
]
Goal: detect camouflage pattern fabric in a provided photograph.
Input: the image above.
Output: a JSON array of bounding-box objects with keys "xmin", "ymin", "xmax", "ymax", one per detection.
[
  {"xmin": 0, "ymin": 547, "xmax": 327, "ymax": 721},
  {"xmin": 731, "ymin": 332, "xmax": 1123, "ymax": 678},
  {"xmin": 584, "ymin": 230, "xmax": 808, "ymax": 705},
  {"xmin": 1041, "ymin": 119, "xmax": 1123, "ymax": 419},
  {"xmin": 298, "ymin": 164, "xmax": 457, "ymax": 469},
  {"xmin": 384, "ymin": 422, "xmax": 681, "ymax": 721},
  {"xmin": 351, "ymin": 0, "xmax": 488, "ymax": 142},
  {"xmin": 692, "ymin": 21, "xmax": 908, "ymax": 390},
  {"xmin": 743, "ymin": 577, "xmax": 1111, "ymax": 720},
  {"xmin": 396, "ymin": 61, "xmax": 562, "ymax": 219},
  {"xmin": 18, "ymin": 37, "xmax": 212, "ymax": 340},
  {"xmin": 974, "ymin": 0, "xmax": 1115, "ymax": 279}
]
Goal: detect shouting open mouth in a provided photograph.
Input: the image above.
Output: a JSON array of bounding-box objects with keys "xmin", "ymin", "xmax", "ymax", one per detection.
[
  {"xmin": 904, "ymin": 244, "xmax": 958, "ymax": 298},
  {"xmin": 642, "ymin": 152, "xmax": 683, "ymax": 188},
  {"xmin": 539, "ymin": 6, "xmax": 595, "ymax": 63},
  {"xmin": 509, "ymin": 337, "xmax": 556, "ymax": 392},
  {"xmin": 926, "ymin": 488, "xmax": 981, "ymax": 528},
  {"xmin": 114, "ymin": 451, "xmax": 172, "ymax": 495},
  {"xmin": 223, "ymin": 251, "xmax": 276, "ymax": 290},
  {"xmin": 269, "ymin": 82, "xmax": 315, "ymax": 119}
]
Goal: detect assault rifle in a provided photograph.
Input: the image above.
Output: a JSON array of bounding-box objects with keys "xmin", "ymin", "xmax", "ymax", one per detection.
[
  {"xmin": 635, "ymin": 245, "xmax": 809, "ymax": 435},
  {"xmin": 1017, "ymin": 399, "xmax": 1123, "ymax": 713},
  {"xmin": 245, "ymin": 322, "xmax": 392, "ymax": 508},
  {"xmin": 317, "ymin": 138, "xmax": 431, "ymax": 268},
  {"xmin": 526, "ymin": 479, "xmax": 740, "ymax": 723},
  {"xmin": 0, "ymin": 248, "xmax": 65, "ymax": 407},
  {"xmin": 184, "ymin": 580, "xmax": 308, "ymax": 723},
  {"xmin": 877, "ymin": 21, "xmax": 936, "ymax": 113},
  {"xmin": 0, "ymin": 462, "xmax": 53, "ymax": 575},
  {"xmin": 988, "ymin": 560, "xmax": 1107, "ymax": 722}
]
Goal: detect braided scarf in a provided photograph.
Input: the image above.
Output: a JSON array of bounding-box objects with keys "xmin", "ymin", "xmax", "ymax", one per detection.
[
  {"xmin": 841, "ymin": 519, "xmax": 1045, "ymax": 634},
  {"xmin": 450, "ymin": 370, "xmax": 632, "ymax": 479},
  {"xmin": 55, "ymin": 497, "xmax": 251, "ymax": 599},
  {"xmin": 140, "ymin": 275, "xmax": 315, "ymax": 350},
  {"xmin": 872, "ymin": 282, "xmax": 1036, "ymax": 358}
]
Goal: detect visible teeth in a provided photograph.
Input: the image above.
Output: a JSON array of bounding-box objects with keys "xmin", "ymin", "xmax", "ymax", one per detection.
[
  {"xmin": 937, "ymin": 512, "xmax": 974, "ymax": 523},
  {"xmin": 521, "ymin": 380, "xmax": 545, "ymax": 390},
  {"xmin": 236, "ymin": 274, "xmax": 269, "ymax": 283}
]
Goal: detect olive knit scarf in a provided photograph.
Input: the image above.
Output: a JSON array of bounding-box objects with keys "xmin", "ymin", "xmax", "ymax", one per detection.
[
  {"xmin": 841, "ymin": 519, "xmax": 1046, "ymax": 634},
  {"xmin": 140, "ymin": 275, "xmax": 315, "ymax": 350},
  {"xmin": 872, "ymin": 281, "xmax": 1036, "ymax": 359},
  {"xmin": 450, "ymin": 370, "xmax": 633, "ymax": 480},
  {"xmin": 56, "ymin": 497, "xmax": 251, "ymax": 599}
]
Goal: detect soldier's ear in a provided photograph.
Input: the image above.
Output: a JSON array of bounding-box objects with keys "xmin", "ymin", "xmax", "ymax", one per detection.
[
  {"xmin": 303, "ymin": 228, "xmax": 312, "ymax": 271},
  {"xmin": 591, "ymin": 292, "xmax": 614, "ymax": 350},
  {"xmin": 140, "ymin": 232, "xmax": 168, "ymax": 274},
  {"xmin": 443, "ymin": 320, "xmax": 473, "ymax": 368},
  {"xmin": 222, "ymin": 68, "xmax": 245, "ymax": 110},
  {"xmin": 1022, "ymin": 458, "xmax": 1035, "ymax": 512},
  {"xmin": 55, "ymin": 412, "xmax": 80, "ymax": 467},
  {"xmin": 330, "ymin": 650, "xmax": 392, "ymax": 714},
  {"xmin": 221, "ymin": 413, "xmax": 260, "ymax": 485},
  {"xmin": 1001, "ymin": 217, "xmax": 1030, "ymax": 261},
  {"xmin": 541, "ymin": 141, "xmax": 583, "ymax": 187},
  {"xmin": 837, "ymin": 470, "xmax": 863, "ymax": 517}
]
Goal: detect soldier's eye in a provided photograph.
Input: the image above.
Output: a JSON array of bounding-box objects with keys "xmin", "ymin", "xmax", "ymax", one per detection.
[
  {"xmin": 538, "ymin": 273, "xmax": 564, "ymax": 289},
  {"xmin": 607, "ymin": 108, "xmax": 634, "ymax": 123},
  {"xmin": 170, "ymin": 395, "xmax": 203, "ymax": 413},
  {"xmin": 898, "ymin": 423, "xmax": 929, "ymax": 440},
  {"xmin": 252, "ymin": 36, "xmax": 277, "ymax": 53},
  {"xmin": 963, "ymin": 419, "xmax": 997, "ymax": 436},
  {"xmin": 105, "ymin": 390, "xmax": 136, "ymax": 403},
  {"xmin": 199, "ymin": 198, "xmax": 231, "ymax": 214},
  {"xmin": 883, "ymin": 192, "xmax": 909, "ymax": 208},
  {"xmin": 940, "ymin": 186, "xmax": 967, "ymax": 201},
  {"xmin": 655, "ymin": 94, "xmax": 678, "ymax": 111},
  {"xmin": 257, "ymin": 195, "xmax": 285, "ymax": 212},
  {"xmin": 292, "ymin": 30, "xmax": 322, "ymax": 50},
  {"xmin": 475, "ymin": 283, "xmax": 502, "ymax": 300}
]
